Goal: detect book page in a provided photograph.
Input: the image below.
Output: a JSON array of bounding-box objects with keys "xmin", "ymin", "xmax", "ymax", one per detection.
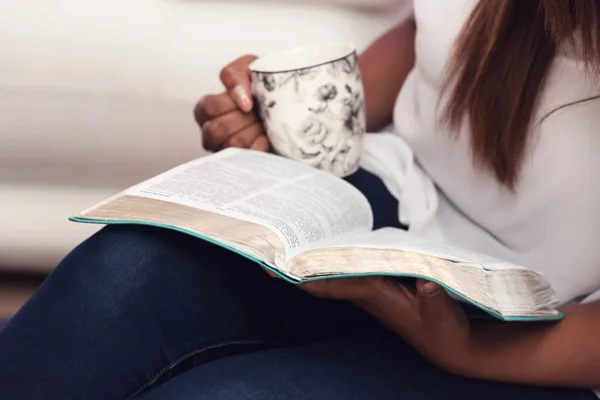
[
  {"xmin": 290, "ymin": 227, "xmax": 558, "ymax": 318},
  {"xmin": 126, "ymin": 149, "xmax": 373, "ymax": 259},
  {"xmin": 329, "ymin": 227, "xmax": 519, "ymax": 269}
]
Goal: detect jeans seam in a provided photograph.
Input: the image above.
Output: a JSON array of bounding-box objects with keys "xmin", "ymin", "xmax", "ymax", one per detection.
[{"xmin": 126, "ymin": 339, "xmax": 282, "ymax": 400}]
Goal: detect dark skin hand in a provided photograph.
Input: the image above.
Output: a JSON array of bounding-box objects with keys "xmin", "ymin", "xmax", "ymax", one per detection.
[
  {"xmin": 194, "ymin": 55, "xmax": 270, "ymax": 152},
  {"xmin": 300, "ymin": 277, "xmax": 600, "ymax": 389},
  {"xmin": 194, "ymin": 19, "xmax": 416, "ymax": 152}
]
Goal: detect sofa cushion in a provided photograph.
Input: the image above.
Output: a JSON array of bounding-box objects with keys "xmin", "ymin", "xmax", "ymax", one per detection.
[
  {"xmin": 254, "ymin": 0, "xmax": 410, "ymax": 11},
  {"xmin": 0, "ymin": 0, "xmax": 407, "ymax": 272}
]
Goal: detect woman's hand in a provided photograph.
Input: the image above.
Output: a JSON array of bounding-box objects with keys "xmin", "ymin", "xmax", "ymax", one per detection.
[
  {"xmin": 194, "ymin": 55, "xmax": 271, "ymax": 152},
  {"xmin": 301, "ymin": 277, "xmax": 474, "ymax": 374},
  {"xmin": 302, "ymin": 277, "xmax": 600, "ymax": 388}
]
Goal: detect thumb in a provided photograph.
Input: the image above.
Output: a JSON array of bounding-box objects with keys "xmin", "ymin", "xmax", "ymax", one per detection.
[
  {"xmin": 219, "ymin": 54, "xmax": 258, "ymax": 113},
  {"xmin": 415, "ymin": 279, "xmax": 450, "ymax": 312},
  {"xmin": 416, "ymin": 279, "xmax": 459, "ymax": 322},
  {"xmin": 416, "ymin": 279, "xmax": 442, "ymax": 296}
]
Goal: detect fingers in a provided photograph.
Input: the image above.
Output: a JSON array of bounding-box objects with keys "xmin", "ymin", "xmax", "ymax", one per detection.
[
  {"xmin": 262, "ymin": 267, "xmax": 279, "ymax": 278},
  {"xmin": 194, "ymin": 93, "xmax": 237, "ymax": 126},
  {"xmin": 218, "ymin": 123, "xmax": 264, "ymax": 151},
  {"xmin": 416, "ymin": 279, "xmax": 441, "ymax": 296},
  {"xmin": 300, "ymin": 277, "xmax": 381, "ymax": 301},
  {"xmin": 220, "ymin": 54, "xmax": 258, "ymax": 112},
  {"xmin": 249, "ymin": 134, "xmax": 271, "ymax": 152},
  {"xmin": 415, "ymin": 280, "xmax": 456, "ymax": 319},
  {"xmin": 202, "ymin": 111, "xmax": 264, "ymax": 151},
  {"xmin": 415, "ymin": 280, "xmax": 470, "ymax": 338},
  {"xmin": 230, "ymin": 85, "xmax": 253, "ymax": 113}
]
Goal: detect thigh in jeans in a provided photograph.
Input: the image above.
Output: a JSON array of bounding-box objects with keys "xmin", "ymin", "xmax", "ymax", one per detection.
[
  {"xmin": 138, "ymin": 329, "xmax": 598, "ymax": 400},
  {"xmin": 0, "ymin": 224, "xmax": 371, "ymax": 400}
]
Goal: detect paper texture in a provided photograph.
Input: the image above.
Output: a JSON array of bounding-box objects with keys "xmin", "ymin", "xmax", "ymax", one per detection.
[
  {"xmin": 127, "ymin": 149, "xmax": 373, "ymax": 258},
  {"xmin": 332, "ymin": 228, "xmax": 519, "ymax": 269}
]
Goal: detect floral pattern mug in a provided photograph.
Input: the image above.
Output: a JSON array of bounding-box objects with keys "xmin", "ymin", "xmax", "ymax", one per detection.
[{"xmin": 249, "ymin": 44, "xmax": 366, "ymax": 177}]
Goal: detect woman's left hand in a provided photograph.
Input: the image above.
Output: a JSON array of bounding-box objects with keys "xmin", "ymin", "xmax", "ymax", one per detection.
[
  {"xmin": 301, "ymin": 277, "xmax": 600, "ymax": 388},
  {"xmin": 300, "ymin": 277, "xmax": 477, "ymax": 375}
]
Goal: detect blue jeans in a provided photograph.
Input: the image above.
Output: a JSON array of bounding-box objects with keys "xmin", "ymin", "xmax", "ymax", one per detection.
[{"xmin": 0, "ymin": 169, "xmax": 595, "ymax": 400}]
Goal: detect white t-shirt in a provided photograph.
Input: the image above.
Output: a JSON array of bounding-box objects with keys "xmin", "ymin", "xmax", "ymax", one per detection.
[
  {"xmin": 361, "ymin": 0, "xmax": 600, "ymax": 305},
  {"xmin": 361, "ymin": 5, "xmax": 600, "ymax": 393}
]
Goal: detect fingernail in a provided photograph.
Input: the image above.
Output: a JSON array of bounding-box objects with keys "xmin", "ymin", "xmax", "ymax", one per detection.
[
  {"xmin": 232, "ymin": 84, "xmax": 252, "ymax": 111},
  {"xmin": 420, "ymin": 281, "xmax": 439, "ymax": 294}
]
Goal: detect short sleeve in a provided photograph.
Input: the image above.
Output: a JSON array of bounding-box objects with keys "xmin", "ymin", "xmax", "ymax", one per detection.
[
  {"xmin": 323, "ymin": 0, "xmax": 413, "ymax": 14},
  {"xmin": 582, "ymin": 290, "xmax": 600, "ymax": 304}
]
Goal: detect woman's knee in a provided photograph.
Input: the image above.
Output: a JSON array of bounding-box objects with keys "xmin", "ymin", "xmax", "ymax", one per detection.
[
  {"xmin": 50, "ymin": 225, "xmax": 213, "ymax": 306},
  {"xmin": 62, "ymin": 225, "xmax": 179, "ymax": 276},
  {"xmin": 44, "ymin": 224, "xmax": 279, "ymax": 327}
]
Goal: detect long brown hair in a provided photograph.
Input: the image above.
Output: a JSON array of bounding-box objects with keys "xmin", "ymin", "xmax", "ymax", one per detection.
[{"xmin": 443, "ymin": 0, "xmax": 600, "ymax": 189}]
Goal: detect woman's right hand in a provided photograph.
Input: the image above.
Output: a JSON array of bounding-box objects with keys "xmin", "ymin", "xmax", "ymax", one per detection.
[{"xmin": 194, "ymin": 55, "xmax": 271, "ymax": 153}]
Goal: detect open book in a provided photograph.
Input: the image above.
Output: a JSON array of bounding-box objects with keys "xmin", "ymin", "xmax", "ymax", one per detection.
[{"xmin": 71, "ymin": 148, "xmax": 561, "ymax": 321}]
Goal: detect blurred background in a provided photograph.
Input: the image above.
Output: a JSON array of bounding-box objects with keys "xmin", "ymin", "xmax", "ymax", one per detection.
[{"xmin": 0, "ymin": 0, "xmax": 411, "ymax": 322}]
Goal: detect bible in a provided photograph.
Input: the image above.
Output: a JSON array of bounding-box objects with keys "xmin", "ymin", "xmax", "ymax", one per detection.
[{"xmin": 71, "ymin": 148, "xmax": 561, "ymax": 321}]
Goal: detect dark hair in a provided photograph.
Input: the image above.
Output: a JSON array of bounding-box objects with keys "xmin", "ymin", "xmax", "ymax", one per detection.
[{"xmin": 443, "ymin": 0, "xmax": 600, "ymax": 189}]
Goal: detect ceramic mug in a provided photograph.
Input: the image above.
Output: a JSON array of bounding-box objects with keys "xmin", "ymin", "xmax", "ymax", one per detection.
[{"xmin": 249, "ymin": 43, "xmax": 366, "ymax": 177}]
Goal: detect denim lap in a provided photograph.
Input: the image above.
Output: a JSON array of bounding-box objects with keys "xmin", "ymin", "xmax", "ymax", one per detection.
[{"xmin": 0, "ymin": 224, "xmax": 369, "ymax": 399}]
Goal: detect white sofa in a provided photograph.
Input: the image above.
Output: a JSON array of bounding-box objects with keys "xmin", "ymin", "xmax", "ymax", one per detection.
[{"xmin": 0, "ymin": 0, "xmax": 410, "ymax": 272}]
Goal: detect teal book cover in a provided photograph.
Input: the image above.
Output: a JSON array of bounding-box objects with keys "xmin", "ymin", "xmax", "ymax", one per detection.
[{"xmin": 69, "ymin": 217, "xmax": 564, "ymax": 323}]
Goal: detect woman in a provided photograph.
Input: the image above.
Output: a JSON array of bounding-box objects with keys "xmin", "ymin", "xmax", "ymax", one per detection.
[{"xmin": 1, "ymin": 0, "xmax": 599, "ymax": 398}]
